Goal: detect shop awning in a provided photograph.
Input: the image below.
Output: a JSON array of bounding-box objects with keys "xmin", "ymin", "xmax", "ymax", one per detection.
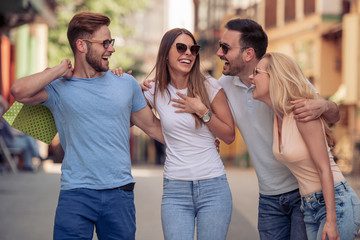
[{"xmin": 0, "ymin": 0, "xmax": 56, "ymax": 32}]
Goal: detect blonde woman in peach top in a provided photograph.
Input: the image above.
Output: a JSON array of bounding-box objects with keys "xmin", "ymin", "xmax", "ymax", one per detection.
[{"xmin": 250, "ymin": 52, "xmax": 360, "ymax": 240}]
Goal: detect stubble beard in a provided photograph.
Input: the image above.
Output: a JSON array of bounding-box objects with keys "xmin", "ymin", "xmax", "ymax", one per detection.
[{"xmin": 85, "ymin": 48, "xmax": 108, "ymax": 72}]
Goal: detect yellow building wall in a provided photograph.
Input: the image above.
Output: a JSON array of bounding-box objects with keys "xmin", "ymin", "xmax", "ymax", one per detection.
[
  {"xmin": 342, "ymin": 13, "xmax": 360, "ymax": 104},
  {"xmin": 266, "ymin": 14, "xmax": 342, "ymax": 98},
  {"xmin": 319, "ymin": 38, "xmax": 342, "ymax": 97}
]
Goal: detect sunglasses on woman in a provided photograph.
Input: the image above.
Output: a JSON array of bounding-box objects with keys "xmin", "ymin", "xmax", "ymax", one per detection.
[
  {"xmin": 253, "ymin": 67, "xmax": 269, "ymax": 76},
  {"xmin": 175, "ymin": 43, "xmax": 200, "ymax": 56},
  {"xmin": 81, "ymin": 39, "xmax": 115, "ymax": 49}
]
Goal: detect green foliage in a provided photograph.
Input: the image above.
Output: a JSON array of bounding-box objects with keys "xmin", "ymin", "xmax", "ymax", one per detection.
[{"xmin": 48, "ymin": 0, "xmax": 150, "ymax": 77}]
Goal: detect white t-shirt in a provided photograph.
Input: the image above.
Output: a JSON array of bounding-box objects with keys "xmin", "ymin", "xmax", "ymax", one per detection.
[{"xmin": 144, "ymin": 77, "xmax": 226, "ymax": 180}]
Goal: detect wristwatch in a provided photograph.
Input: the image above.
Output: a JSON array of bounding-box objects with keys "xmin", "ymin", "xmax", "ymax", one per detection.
[{"xmin": 201, "ymin": 110, "xmax": 212, "ymax": 123}]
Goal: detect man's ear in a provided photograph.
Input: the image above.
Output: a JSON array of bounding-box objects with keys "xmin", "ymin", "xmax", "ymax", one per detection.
[
  {"xmin": 76, "ymin": 39, "xmax": 87, "ymax": 53},
  {"xmin": 243, "ymin": 48, "xmax": 256, "ymax": 63}
]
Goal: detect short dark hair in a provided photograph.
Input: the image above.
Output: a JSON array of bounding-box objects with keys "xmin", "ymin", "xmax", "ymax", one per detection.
[
  {"xmin": 67, "ymin": 12, "xmax": 111, "ymax": 54},
  {"xmin": 225, "ymin": 19, "xmax": 268, "ymax": 59}
]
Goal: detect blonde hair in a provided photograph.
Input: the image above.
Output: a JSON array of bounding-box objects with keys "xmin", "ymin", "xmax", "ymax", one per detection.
[{"xmin": 264, "ymin": 52, "xmax": 333, "ymax": 146}]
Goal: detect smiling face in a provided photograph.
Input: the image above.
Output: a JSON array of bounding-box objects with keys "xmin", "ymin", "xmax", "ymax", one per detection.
[
  {"xmin": 167, "ymin": 33, "xmax": 197, "ymax": 77},
  {"xmin": 85, "ymin": 25, "xmax": 115, "ymax": 72},
  {"xmin": 250, "ymin": 57, "xmax": 271, "ymax": 103},
  {"xmin": 216, "ymin": 30, "xmax": 246, "ymax": 77}
]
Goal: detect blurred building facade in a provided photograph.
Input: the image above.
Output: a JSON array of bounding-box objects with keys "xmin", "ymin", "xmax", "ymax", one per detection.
[
  {"xmin": 193, "ymin": 0, "xmax": 360, "ymax": 173},
  {"xmin": 0, "ymin": 0, "xmax": 57, "ymax": 103},
  {"xmin": 0, "ymin": 0, "xmax": 57, "ymax": 161}
]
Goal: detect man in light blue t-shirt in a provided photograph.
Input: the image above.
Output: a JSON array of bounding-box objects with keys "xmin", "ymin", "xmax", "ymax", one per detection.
[
  {"xmin": 11, "ymin": 12, "xmax": 164, "ymax": 240},
  {"xmin": 217, "ymin": 19, "xmax": 340, "ymax": 240}
]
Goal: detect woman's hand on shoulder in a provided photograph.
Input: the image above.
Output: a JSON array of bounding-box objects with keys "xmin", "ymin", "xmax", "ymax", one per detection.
[
  {"xmin": 111, "ymin": 67, "xmax": 132, "ymax": 77},
  {"xmin": 140, "ymin": 79, "xmax": 155, "ymax": 91}
]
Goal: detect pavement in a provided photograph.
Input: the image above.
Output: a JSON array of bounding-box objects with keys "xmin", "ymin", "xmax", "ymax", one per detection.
[{"xmin": 0, "ymin": 162, "xmax": 359, "ymax": 240}]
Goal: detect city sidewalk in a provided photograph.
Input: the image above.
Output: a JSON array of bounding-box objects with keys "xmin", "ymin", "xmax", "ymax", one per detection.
[
  {"xmin": 0, "ymin": 162, "xmax": 259, "ymax": 240},
  {"xmin": 0, "ymin": 162, "xmax": 359, "ymax": 240}
]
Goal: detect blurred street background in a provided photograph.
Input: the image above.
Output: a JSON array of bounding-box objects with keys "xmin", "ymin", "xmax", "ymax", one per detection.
[{"xmin": 1, "ymin": 0, "xmax": 360, "ymax": 239}]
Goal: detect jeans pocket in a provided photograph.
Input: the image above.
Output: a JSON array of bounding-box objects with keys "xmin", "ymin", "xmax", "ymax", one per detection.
[{"xmin": 352, "ymin": 195, "xmax": 360, "ymax": 227}]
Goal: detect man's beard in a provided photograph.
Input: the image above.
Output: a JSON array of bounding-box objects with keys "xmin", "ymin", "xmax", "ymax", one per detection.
[
  {"xmin": 85, "ymin": 48, "xmax": 108, "ymax": 72},
  {"xmin": 222, "ymin": 58, "xmax": 244, "ymax": 77}
]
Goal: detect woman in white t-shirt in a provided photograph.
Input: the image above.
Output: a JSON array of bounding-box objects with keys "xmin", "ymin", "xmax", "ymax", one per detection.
[{"xmin": 143, "ymin": 28, "xmax": 235, "ymax": 240}]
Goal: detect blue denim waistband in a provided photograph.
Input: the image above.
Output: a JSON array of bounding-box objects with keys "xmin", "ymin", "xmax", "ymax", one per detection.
[{"xmin": 301, "ymin": 180, "xmax": 348, "ymax": 203}]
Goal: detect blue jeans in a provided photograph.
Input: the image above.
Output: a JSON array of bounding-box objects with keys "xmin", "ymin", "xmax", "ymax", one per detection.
[
  {"xmin": 301, "ymin": 180, "xmax": 360, "ymax": 240},
  {"xmin": 53, "ymin": 187, "xmax": 136, "ymax": 240},
  {"xmin": 161, "ymin": 174, "xmax": 232, "ymax": 240},
  {"xmin": 258, "ymin": 188, "xmax": 307, "ymax": 240}
]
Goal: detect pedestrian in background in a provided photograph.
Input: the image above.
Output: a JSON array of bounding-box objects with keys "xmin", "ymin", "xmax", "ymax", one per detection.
[
  {"xmin": 143, "ymin": 28, "xmax": 235, "ymax": 240},
  {"xmin": 11, "ymin": 12, "xmax": 164, "ymax": 240},
  {"xmin": 0, "ymin": 95, "xmax": 43, "ymax": 172},
  {"xmin": 250, "ymin": 51, "xmax": 360, "ymax": 240},
  {"xmin": 217, "ymin": 18, "xmax": 340, "ymax": 239}
]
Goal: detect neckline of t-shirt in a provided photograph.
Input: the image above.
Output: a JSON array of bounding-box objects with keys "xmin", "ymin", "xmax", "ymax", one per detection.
[
  {"xmin": 70, "ymin": 71, "xmax": 108, "ymax": 81},
  {"xmin": 168, "ymin": 83, "xmax": 187, "ymax": 93}
]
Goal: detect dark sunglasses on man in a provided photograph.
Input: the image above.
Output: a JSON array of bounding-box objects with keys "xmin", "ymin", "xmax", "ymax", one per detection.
[
  {"xmin": 219, "ymin": 40, "xmax": 246, "ymax": 55},
  {"xmin": 81, "ymin": 39, "xmax": 115, "ymax": 49},
  {"xmin": 175, "ymin": 43, "xmax": 200, "ymax": 56}
]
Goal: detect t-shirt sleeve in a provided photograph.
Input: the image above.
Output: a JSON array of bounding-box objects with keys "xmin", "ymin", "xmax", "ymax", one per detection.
[
  {"xmin": 205, "ymin": 76, "xmax": 222, "ymax": 103},
  {"xmin": 143, "ymin": 81, "xmax": 155, "ymax": 108},
  {"xmin": 42, "ymin": 79, "xmax": 61, "ymax": 110},
  {"xmin": 130, "ymin": 76, "xmax": 147, "ymax": 113}
]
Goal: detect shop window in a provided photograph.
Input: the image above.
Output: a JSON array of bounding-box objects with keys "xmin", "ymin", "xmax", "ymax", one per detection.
[
  {"xmin": 285, "ymin": 0, "xmax": 296, "ymax": 22},
  {"xmin": 304, "ymin": 0, "xmax": 315, "ymax": 15},
  {"xmin": 265, "ymin": 0, "xmax": 277, "ymax": 28}
]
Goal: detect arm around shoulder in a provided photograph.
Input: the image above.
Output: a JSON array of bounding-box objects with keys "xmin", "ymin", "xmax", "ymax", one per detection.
[
  {"xmin": 322, "ymin": 98, "xmax": 340, "ymax": 124},
  {"xmin": 130, "ymin": 105, "xmax": 165, "ymax": 144},
  {"xmin": 291, "ymin": 96, "xmax": 340, "ymax": 124}
]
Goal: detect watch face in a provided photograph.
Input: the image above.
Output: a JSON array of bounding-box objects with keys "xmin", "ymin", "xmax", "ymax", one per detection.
[
  {"xmin": 203, "ymin": 114, "xmax": 210, "ymax": 122},
  {"xmin": 202, "ymin": 111, "xmax": 212, "ymax": 123}
]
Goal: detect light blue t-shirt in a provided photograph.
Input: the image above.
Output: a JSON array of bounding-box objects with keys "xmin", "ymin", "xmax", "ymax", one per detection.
[
  {"xmin": 219, "ymin": 75, "xmax": 299, "ymax": 195},
  {"xmin": 43, "ymin": 71, "xmax": 146, "ymax": 190}
]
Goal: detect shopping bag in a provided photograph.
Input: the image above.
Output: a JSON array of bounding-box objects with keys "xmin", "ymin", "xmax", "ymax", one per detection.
[{"xmin": 2, "ymin": 101, "xmax": 57, "ymax": 144}]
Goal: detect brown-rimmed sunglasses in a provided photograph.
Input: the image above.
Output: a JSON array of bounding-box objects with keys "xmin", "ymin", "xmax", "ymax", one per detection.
[
  {"xmin": 253, "ymin": 67, "xmax": 269, "ymax": 76},
  {"xmin": 81, "ymin": 39, "xmax": 115, "ymax": 49}
]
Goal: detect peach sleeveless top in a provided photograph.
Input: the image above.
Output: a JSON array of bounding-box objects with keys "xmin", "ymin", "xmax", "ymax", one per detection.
[{"xmin": 272, "ymin": 113, "xmax": 344, "ymax": 196}]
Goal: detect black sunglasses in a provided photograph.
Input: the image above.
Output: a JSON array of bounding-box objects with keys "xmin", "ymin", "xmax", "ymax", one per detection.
[
  {"xmin": 219, "ymin": 40, "xmax": 245, "ymax": 54},
  {"xmin": 81, "ymin": 39, "xmax": 115, "ymax": 49},
  {"xmin": 175, "ymin": 43, "xmax": 200, "ymax": 56}
]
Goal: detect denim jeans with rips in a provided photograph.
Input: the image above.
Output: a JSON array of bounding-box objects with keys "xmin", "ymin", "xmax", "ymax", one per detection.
[
  {"xmin": 301, "ymin": 180, "xmax": 360, "ymax": 240},
  {"xmin": 258, "ymin": 188, "xmax": 307, "ymax": 240},
  {"xmin": 161, "ymin": 174, "xmax": 232, "ymax": 240}
]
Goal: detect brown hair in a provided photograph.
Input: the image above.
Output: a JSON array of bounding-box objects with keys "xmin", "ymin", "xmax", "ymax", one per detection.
[
  {"xmin": 67, "ymin": 12, "xmax": 111, "ymax": 54},
  {"xmin": 147, "ymin": 28, "xmax": 210, "ymax": 128}
]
